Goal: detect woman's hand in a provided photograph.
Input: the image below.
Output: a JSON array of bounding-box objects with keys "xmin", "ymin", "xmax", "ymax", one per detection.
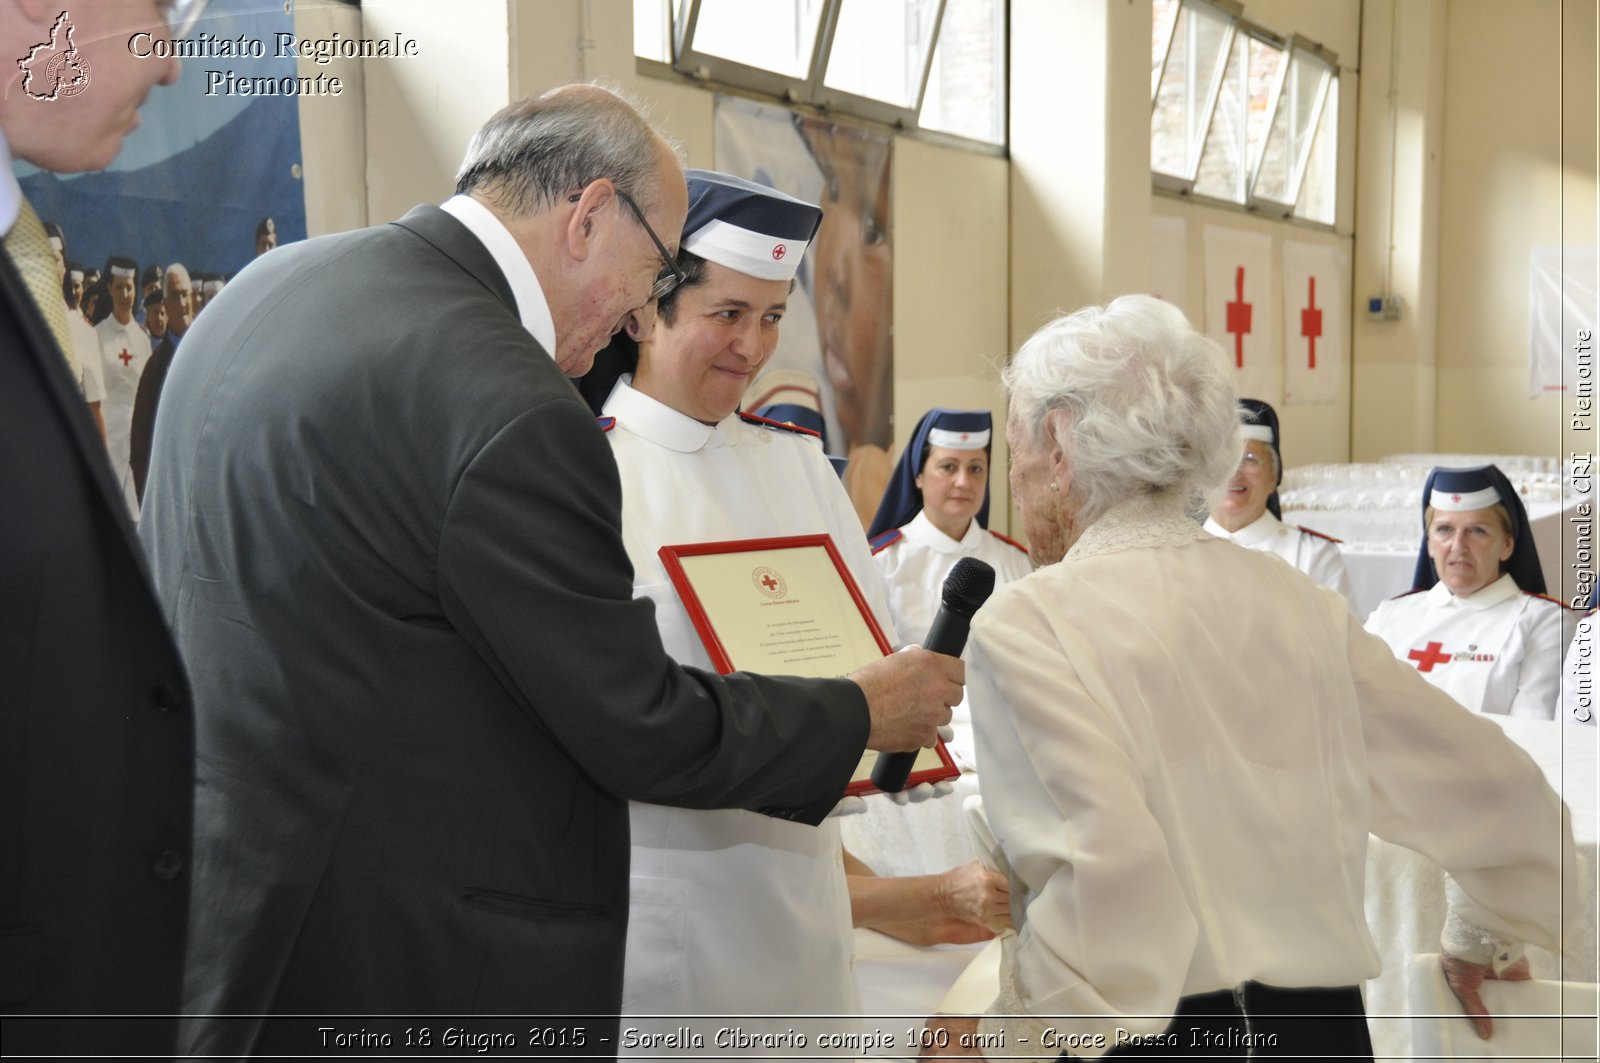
[
  {"xmin": 936, "ymin": 860, "xmax": 1012, "ymax": 934},
  {"xmin": 918, "ymin": 1015, "xmax": 984, "ymax": 1059},
  {"xmin": 1442, "ymin": 952, "xmax": 1532, "ymax": 1039}
]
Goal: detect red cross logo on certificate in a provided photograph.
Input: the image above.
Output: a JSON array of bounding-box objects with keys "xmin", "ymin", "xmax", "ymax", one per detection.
[
  {"xmin": 1407, "ymin": 641, "xmax": 1452, "ymax": 672},
  {"xmin": 1225, "ymin": 266, "xmax": 1252, "ymax": 368},
  {"xmin": 1300, "ymin": 277, "xmax": 1323, "ymax": 369},
  {"xmin": 118, "ymin": 348, "xmax": 132, "ymax": 366}
]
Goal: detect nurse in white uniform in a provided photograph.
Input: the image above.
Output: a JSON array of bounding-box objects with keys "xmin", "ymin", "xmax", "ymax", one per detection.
[
  {"xmin": 1365, "ymin": 464, "xmax": 1578, "ymax": 718},
  {"xmin": 1203, "ymin": 398, "xmax": 1348, "ymax": 598},
  {"xmin": 599, "ymin": 173, "xmax": 871, "ymax": 1043},
  {"xmin": 867, "ymin": 409, "xmax": 1034, "ymax": 661}
]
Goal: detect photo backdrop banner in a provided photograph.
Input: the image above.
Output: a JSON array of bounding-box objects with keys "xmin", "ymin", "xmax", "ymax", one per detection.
[
  {"xmin": 13, "ymin": 0, "xmax": 307, "ymax": 289},
  {"xmin": 715, "ymin": 95, "xmax": 894, "ymax": 529}
]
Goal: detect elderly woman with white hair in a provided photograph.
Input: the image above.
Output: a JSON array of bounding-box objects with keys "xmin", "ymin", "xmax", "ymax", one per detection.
[{"xmin": 923, "ymin": 295, "xmax": 1583, "ymax": 1060}]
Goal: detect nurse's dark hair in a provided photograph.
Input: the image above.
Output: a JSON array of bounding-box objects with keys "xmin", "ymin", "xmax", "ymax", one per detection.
[{"xmin": 655, "ymin": 252, "xmax": 796, "ymax": 328}]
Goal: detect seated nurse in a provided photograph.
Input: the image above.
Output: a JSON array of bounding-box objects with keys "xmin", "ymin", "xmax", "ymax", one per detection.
[
  {"xmin": 1203, "ymin": 398, "xmax": 1349, "ymax": 597},
  {"xmin": 1365, "ymin": 464, "xmax": 1578, "ymax": 718}
]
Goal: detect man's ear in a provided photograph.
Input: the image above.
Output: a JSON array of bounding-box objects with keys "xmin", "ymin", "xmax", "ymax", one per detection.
[
  {"xmin": 625, "ymin": 305, "xmax": 656, "ymax": 343},
  {"xmin": 564, "ymin": 179, "xmax": 616, "ymax": 263}
]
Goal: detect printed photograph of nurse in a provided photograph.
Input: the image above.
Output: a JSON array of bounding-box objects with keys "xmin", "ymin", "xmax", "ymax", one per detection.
[{"xmin": 715, "ymin": 96, "xmax": 894, "ymax": 528}]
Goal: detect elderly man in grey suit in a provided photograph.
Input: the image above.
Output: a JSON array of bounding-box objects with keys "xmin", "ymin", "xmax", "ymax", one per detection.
[{"xmin": 140, "ymin": 84, "xmax": 960, "ymax": 1055}]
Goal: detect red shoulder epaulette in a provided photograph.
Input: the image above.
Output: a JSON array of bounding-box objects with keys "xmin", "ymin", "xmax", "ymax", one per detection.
[
  {"xmin": 870, "ymin": 529, "xmax": 903, "ymax": 555},
  {"xmin": 987, "ymin": 529, "xmax": 1030, "ymax": 555},
  {"xmin": 738, "ymin": 410, "xmax": 821, "ymax": 438},
  {"xmin": 597, "ymin": 416, "xmax": 616, "ymax": 433},
  {"xmin": 1296, "ymin": 525, "xmax": 1343, "ymax": 544},
  {"xmin": 1527, "ymin": 591, "xmax": 1583, "ymax": 612}
]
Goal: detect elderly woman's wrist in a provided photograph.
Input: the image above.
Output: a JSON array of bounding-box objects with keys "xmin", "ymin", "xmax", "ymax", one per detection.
[{"xmin": 1442, "ymin": 910, "xmax": 1525, "ymax": 973}]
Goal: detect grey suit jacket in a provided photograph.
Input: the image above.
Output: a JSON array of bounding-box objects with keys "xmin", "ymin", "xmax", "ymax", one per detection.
[{"xmin": 140, "ymin": 206, "xmax": 867, "ymax": 1054}]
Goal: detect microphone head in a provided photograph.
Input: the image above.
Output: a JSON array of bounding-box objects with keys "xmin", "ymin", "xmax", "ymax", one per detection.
[{"xmin": 940, "ymin": 556, "xmax": 996, "ymax": 616}]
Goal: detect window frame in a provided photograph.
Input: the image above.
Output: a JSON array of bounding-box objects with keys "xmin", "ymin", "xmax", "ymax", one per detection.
[
  {"xmin": 1246, "ymin": 34, "xmax": 1338, "ymax": 218},
  {"xmin": 1150, "ymin": 0, "xmax": 1341, "ymax": 230},
  {"xmin": 1150, "ymin": 0, "xmax": 1242, "ymax": 195},
  {"xmin": 641, "ymin": 0, "xmax": 1003, "ymax": 152}
]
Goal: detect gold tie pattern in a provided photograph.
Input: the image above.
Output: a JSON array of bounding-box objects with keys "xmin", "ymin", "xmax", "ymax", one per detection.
[{"xmin": 4, "ymin": 198, "xmax": 78, "ymax": 376}]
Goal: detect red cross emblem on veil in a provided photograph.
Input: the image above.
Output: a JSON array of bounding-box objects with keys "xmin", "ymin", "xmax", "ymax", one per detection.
[
  {"xmin": 771, "ymin": 244, "xmax": 786, "ymax": 260},
  {"xmin": 1451, "ymin": 494, "xmax": 1462, "ymax": 503}
]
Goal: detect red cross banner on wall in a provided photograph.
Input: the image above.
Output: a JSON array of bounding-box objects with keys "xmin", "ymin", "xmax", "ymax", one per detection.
[
  {"xmin": 1282, "ymin": 240, "xmax": 1346, "ymax": 405},
  {"xmin": 1203, "ymin": 225, "xmax": 1276, "ymax": 403}
]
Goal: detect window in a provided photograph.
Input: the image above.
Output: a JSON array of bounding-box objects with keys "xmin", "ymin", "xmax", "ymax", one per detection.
[
  {"xmin": 1150, "ymin": 0, "xmax": 1340, "ymax": 225},
  {"xmin": 633, "ymin": 0, "xmax": 1006, "ymax": 148}
]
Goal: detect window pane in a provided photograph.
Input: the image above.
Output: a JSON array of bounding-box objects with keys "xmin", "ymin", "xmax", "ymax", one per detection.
[
  {"xmin": 1151, "ymin": 1, "xmax": 1231, "ymax": 179},
  {"xmin": 1151, "ymin": 0, "xmax": 1180, "ymax": 99},
  {"xmin": 633, "ymin": 0, "xmax": 670, "ymax": 63},
  {"xmin": 1254, "ymin": 50, "xmax": 1328, "ymax": 204},
  {"xmin": 1295, "ymin": 75, "xmax": 1338, "ymax": 224},
  {"xmin": 685, "ymin": 0, "xmax": 828, "ymax": 79},
  {"xmin": 1192, "ymin": 33, "xmax": 1246, "ymax": 200},
  {"xmin": 1192, "ymin": 32, "xmax": 1281, "ymax": 202},
  {"xmin": 920, "ymin": 0, "xmax": 1005, "ymax": 144},
  {"xmin": 1243, "ymin": 35, "xmax": 1284, "ymax": 176},
  {"xmin": 824, "ymin": 0, "xmax": 940, "ymax": 109}
]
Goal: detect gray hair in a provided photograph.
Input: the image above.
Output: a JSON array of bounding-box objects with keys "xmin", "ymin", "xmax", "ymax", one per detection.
[
  {"xmin": 1003, "ymin": 294, "xmax": 1241, "ymax": 527},
  {"xmin": 455, "ymin": 83, "xmax": 681, "ymax": 217}
]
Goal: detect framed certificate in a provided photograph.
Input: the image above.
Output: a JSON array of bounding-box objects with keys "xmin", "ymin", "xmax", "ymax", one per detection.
[{"xmin": 659, "ymin": 534, "xmax": 958, "ymax": 797}]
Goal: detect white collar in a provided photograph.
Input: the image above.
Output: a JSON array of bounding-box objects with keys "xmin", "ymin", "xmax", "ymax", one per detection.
[
  {"xmin": 1427, "ymin": 572, "xmax": 1521, "ymax": 610},
  {"xmin": 0, "ymin": 130, "xmax": 23, "ymax": 236},
  {"xmin": 602, "ymin": 375, "xmax": 742, "ymax": 453},
  {"xmin": 439, "ymin": 194, "xmax": 556, "ymax": 357},
  {"xmin": 1066, "ymin": 492, "xmax": 1211, "ymax": 564},
  {"xmin": 908, "ymin": 509, "xmax": 982, "ymax": 555},
  {"xmin": 1203, "ymin": 510, "xmax": 1283, "ymax": 547}
]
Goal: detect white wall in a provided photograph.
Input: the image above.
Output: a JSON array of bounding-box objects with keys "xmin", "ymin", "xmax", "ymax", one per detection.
[{"xmin": 296, "ymin": 0, "xmax": 367, "ymax": 236}]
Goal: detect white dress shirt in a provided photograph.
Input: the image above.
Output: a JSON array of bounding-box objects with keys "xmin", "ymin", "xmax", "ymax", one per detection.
[
  {"xmin": 604, "ymin": 376, "xmax": 894, "ymax": 1042},
  {"xmin": 1204, "ymin": 510, "xmax": 1349, "ymax": 599},
  {"xmin": 438, "ymin": 194, "xmax": 556, "ymax": 356},
  {"xmin": 1365, "ymin": 574, "xmax": 1578, "ymax": 719},
  {"xmin": 968, "ymin": 495, "xmax": 1582, "ymax": 1059}
]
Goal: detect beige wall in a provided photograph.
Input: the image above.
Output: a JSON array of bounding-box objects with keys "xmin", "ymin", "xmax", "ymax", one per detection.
[
  {"xmin": 1433, "ymin": 0, "xmax": 1596, "ymax": 457},
  {"xmin": 296, "ymin": 0, "xmax": 367, "ymax": 237}
]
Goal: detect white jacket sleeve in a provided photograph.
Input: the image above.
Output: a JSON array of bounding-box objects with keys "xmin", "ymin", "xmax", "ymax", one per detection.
[
  {"xmin": 1507, "ymin": 601, "xmax": 1577, "ymax": 720},
  {"xmin": 1347, "ymin": 613, "xmax": 1585, "ymax": 952}
]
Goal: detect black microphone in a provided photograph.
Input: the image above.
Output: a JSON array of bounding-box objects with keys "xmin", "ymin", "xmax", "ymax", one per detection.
[{"xmin": 870, "ymin": 556, "xmax": 997, "ymax": 793}]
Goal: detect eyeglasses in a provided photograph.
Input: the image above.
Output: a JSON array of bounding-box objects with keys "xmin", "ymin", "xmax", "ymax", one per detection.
[
  {"xmin": 165, "ymin": 0, "xmax": 211, "ymax": 40},
  {"xmin": 614, "ymin": 189, "xmax": 687, "ymax": 302}
]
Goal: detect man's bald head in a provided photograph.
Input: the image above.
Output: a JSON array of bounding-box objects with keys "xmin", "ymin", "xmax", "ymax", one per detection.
[
  {"xmin": 163, "ymin": 263, "xmax": 193, "ymax": 338},
  {"xmin": 454, "ymin": 83, "xmax": 683, "ymax": 220}
]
